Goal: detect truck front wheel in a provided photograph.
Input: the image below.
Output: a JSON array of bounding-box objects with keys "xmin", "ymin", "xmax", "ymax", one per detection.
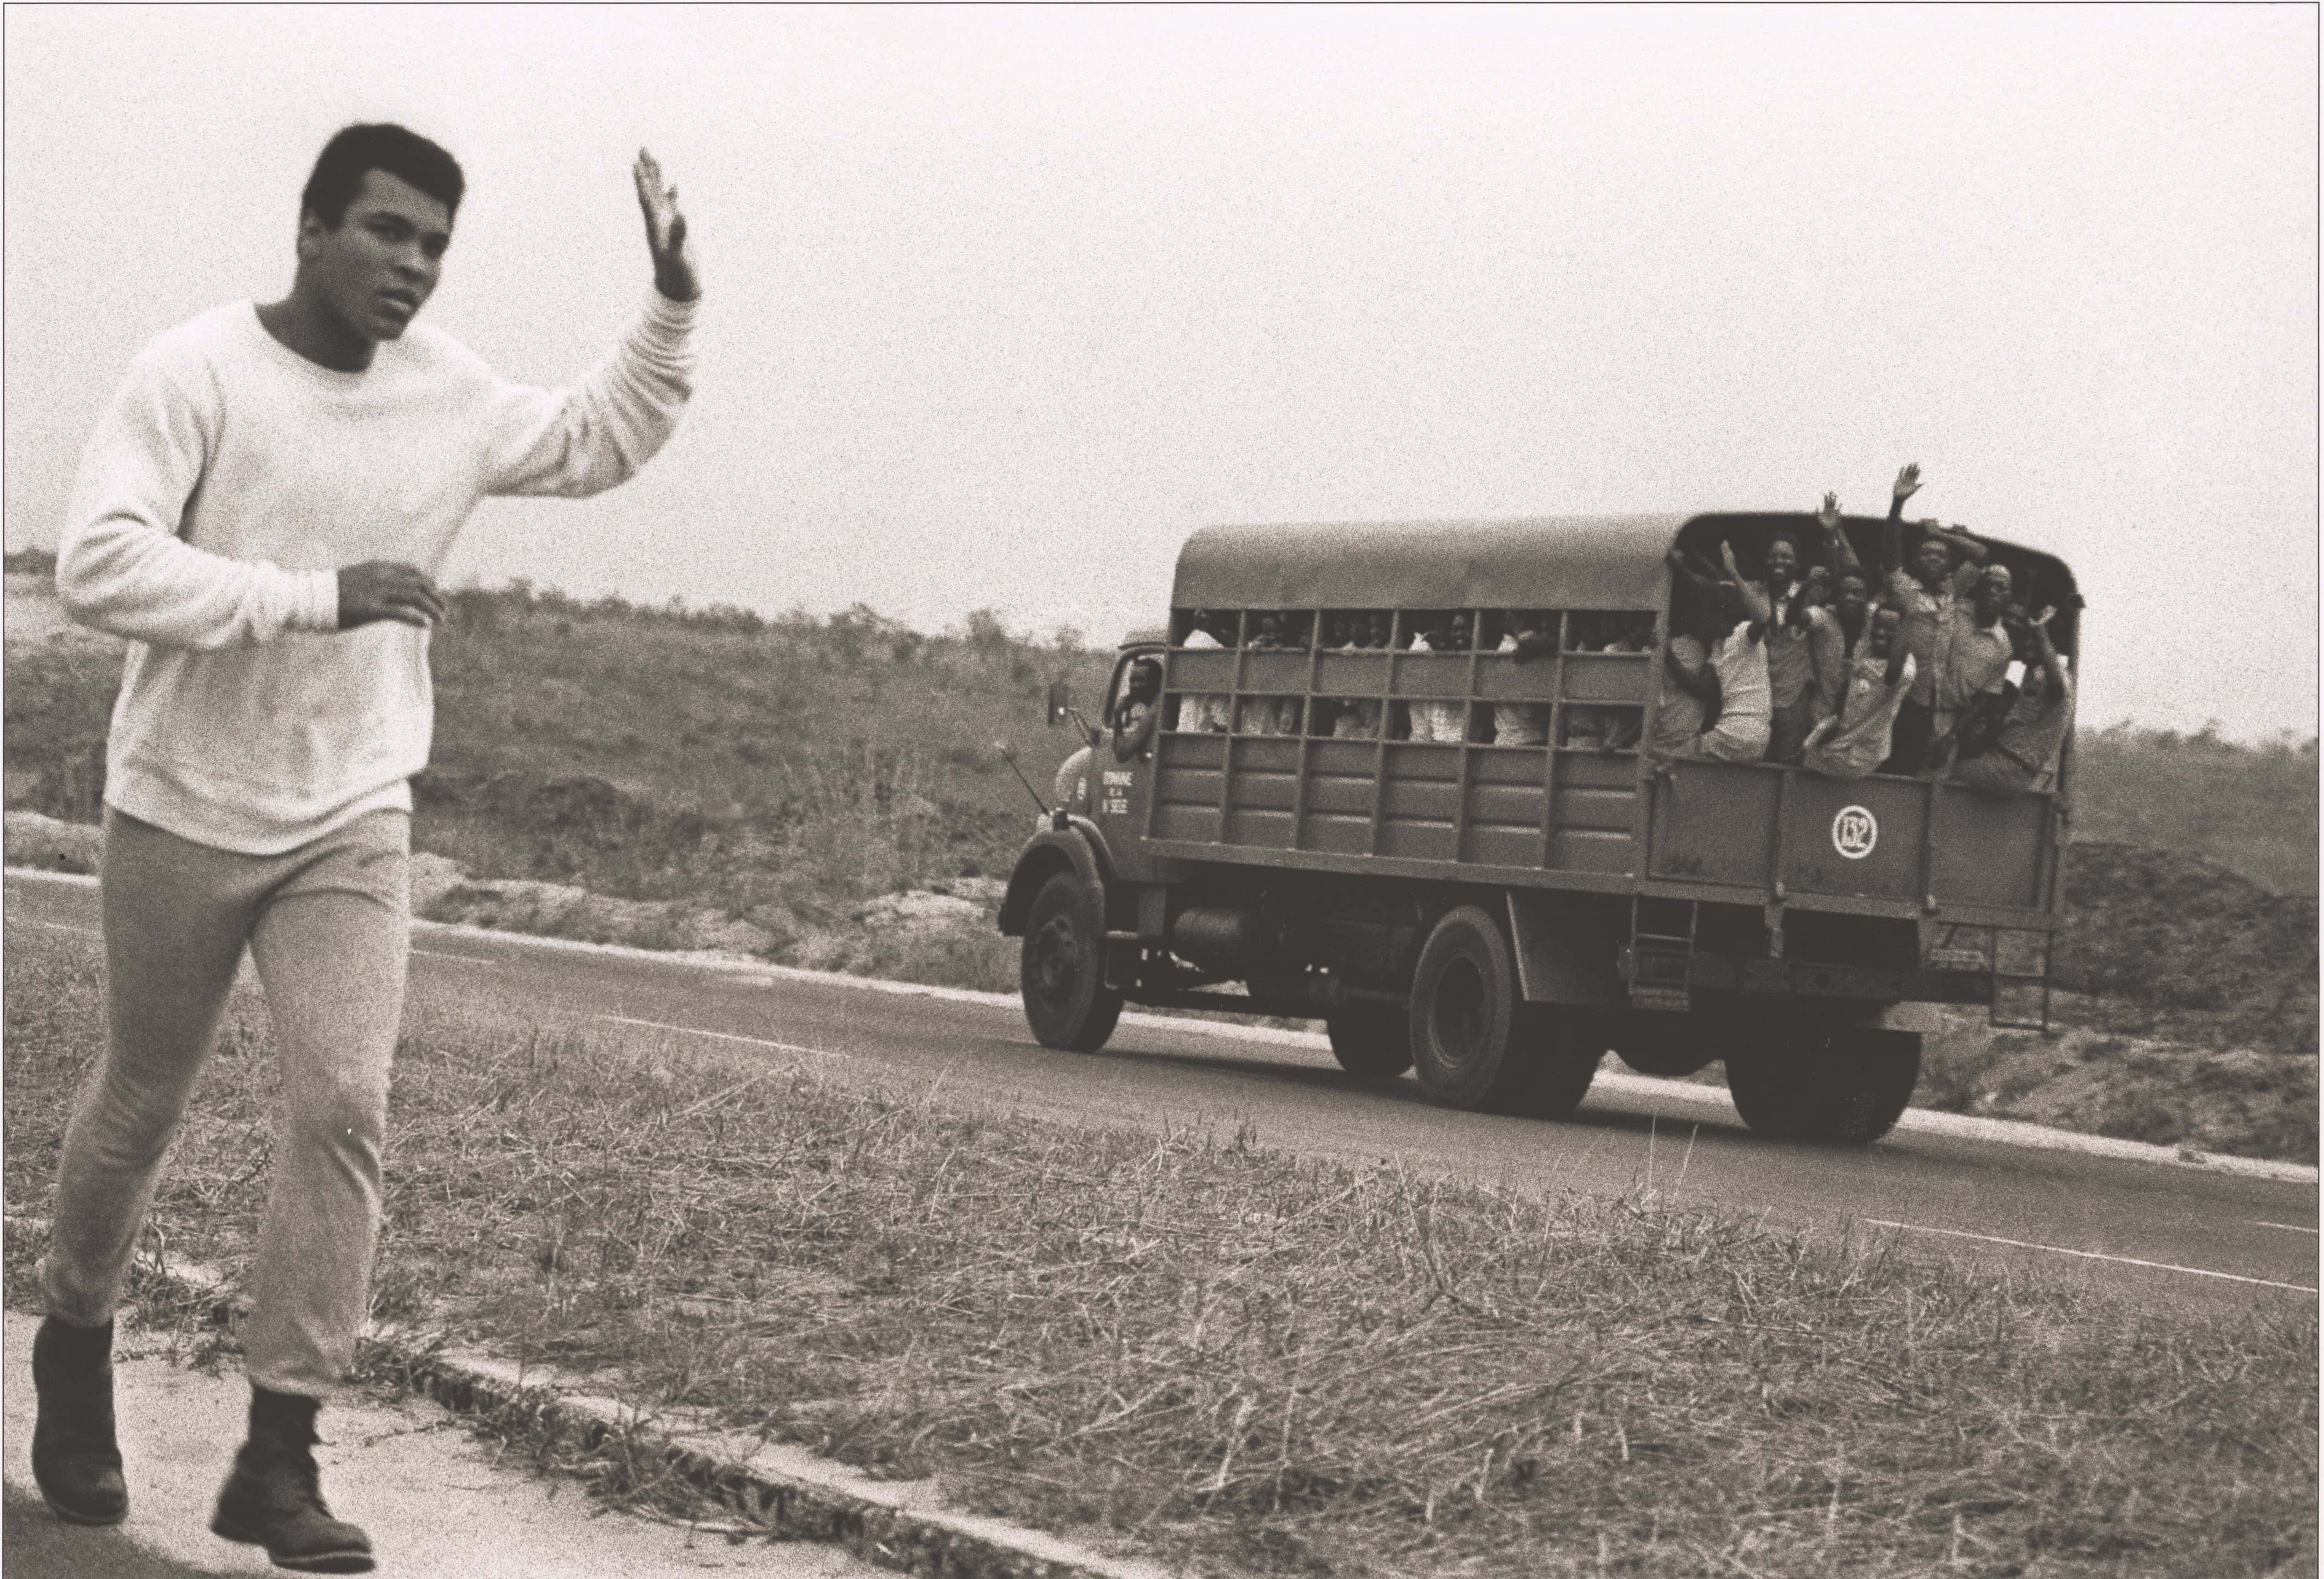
[
  {"xmin": 1020, "ymin": 873, "xmax": 1124, "ymax": 1053},
  {"xmin": 1725, "ymin": 1028, "xmax": 1921, "ymax": 1144},
  {"xmin": 1409, "ymin": 906, "xmax": 1599, "ymax": 1120}
]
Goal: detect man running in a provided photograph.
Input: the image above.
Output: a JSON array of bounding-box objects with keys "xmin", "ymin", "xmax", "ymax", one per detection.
[{"xmin": 37, "ymin": 122, "xmax": 698, "ymax": 1573}]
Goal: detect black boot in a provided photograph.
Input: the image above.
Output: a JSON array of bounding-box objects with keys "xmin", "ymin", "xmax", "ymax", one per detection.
[
  {"xmin": 31, "ymin": 1315, "xmax": 128, "ymax": 1525},
  {"xmin": 209, "ymin": 1384, "xmax": 374, "ymax": 1574}
]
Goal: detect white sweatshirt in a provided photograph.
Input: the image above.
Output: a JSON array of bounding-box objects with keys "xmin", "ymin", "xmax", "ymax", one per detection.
[{"xmin": 56, "ymin": 292, "xmax": 696, "ymax": 853}]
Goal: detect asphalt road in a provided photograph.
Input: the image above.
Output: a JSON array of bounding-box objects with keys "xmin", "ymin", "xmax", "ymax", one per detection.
[{"xmin": 9, "ymin": 871, "xmax": 2315, "ymax": 1321}]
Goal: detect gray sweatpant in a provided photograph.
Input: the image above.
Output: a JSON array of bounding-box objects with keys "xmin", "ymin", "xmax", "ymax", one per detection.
[{"xmin": 41, "ymin": 806, "xmax": 411, "ymax": 1398}]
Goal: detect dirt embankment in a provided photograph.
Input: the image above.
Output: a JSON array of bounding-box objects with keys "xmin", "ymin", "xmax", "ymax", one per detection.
[{"xmin": 4, "ymin": 807, "xmax": 1010, "ymax": 979}]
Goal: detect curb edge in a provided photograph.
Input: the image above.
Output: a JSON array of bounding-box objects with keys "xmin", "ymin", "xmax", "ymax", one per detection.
[{"xmin": 0, "ymin": 1213, "xmax": 1175, "ymax": 1579}]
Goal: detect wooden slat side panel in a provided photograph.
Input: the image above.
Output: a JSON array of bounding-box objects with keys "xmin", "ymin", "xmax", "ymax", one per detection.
[
  {"xmin": 1552, "ymin": 827, "xmax": 1636, "ymax": 873},
  {"xmin": 1554, "ymin": 786, "xmax": 1637, "ymax": 832},
  {"xmin": 1231, "ymin": 771, "xmax": 1300, "ymax": 811},
  {"xmin": 1245, "ymin": 652, "xmax": 1309, "ymax": 691},
  {"xmin": 1159, "ymin": 734, "xmax": 1227, "ymax": 770},
  {"xmin": 1383, "ymin": 780, "xmax": 1461, "ymax": 820},
  {"xmin": 1468, "ymin": 782, "xmax": 1546, "ymax": 826},
  {"xmin": 1300, "ymin": 814, "xmax": 1372, "ymax": 855},
  {"xmin": 1155, "ymin": 770, "xmax": 1225, "ymax": 812},
  {"xmin": 1307, "ymin": 739, "xmax": 1377, "ymax": 775},
  {"xmin": 1392, "ymin": 654, "xmax": 1472, "ymax": 697},
  {"xmin": 1231, "ymin": 738, "xmax": 1302, "ymax": 772},
  {"xmin": 1556, "ymin": 751, "xmax": 1642, "ymax": 789},
  {"xmin": 1315, "ymin": 652, "xmax": 1389, "ymax": 692},
  {"xmin": 1166, "ymin": 650, "xmax": 1237, "ymax": 691},
  {"xmin": 1562, "ymin": 653, "xmax": 1653, "ymax": 702},
  {"xmin": 1461, "ymin": 825, "xmax": 1544, "ymax": 867},
  {"xmin": 1383, "ymin": 743, "xmax": 1463, "ymax": 781},
  {"xmin": 1153, "ymin": 805, "xmax": 1222, "ymax": 841},
  {"xmin": 1475, "ymin": 659, "xmax": 1563, "ymax": 701},
  {"xmin": 1226, "ymin": 809, "xmax": 1297, "ymax": 849},
  {"xmin": 1381, "ymin": 820, "xmax": 1459, "ymax": 861},
  {"xmin": 1470, "ymin": 751, "xmax": 1551, "ymax": 786},
  {"xmin": 1302, "ymin": 774, "xmax": 1376, "ymax": 815}
]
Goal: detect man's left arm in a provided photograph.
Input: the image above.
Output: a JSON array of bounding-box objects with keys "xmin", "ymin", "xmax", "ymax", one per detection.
[{"xmin": 484, "ymin": 150, "xmax": 699, "ymax": 499}]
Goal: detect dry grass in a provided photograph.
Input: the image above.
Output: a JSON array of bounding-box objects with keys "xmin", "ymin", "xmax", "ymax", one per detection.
[
  {"xmin": 5, "ymin": 926, "xmax": 2314, "ymax": 1578},
  {"xmin": 2073, "ymin": 726, "xmax": 2318, "ymax": 900}
]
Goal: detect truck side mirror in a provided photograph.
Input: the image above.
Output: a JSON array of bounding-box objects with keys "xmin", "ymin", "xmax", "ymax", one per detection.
[{"xmin": 1046, "ymin": 680, "xmax": 1072, "ymax": 728}]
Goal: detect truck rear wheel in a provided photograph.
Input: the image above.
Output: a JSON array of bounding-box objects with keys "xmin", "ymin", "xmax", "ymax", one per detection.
[
  {"xmin": 1019, "ymin": 873, "xmax": 1124, "ymax": 1053},
  {"xmin": 1409, "ymin": 906, "xmax": 1599, "ymax": 1119},
  {"xmin": 1726, "ymin": 1028, "xmax": 1921, "ymax": 1144},
  {"xmin": 1326, "ymin": 1012, "xmax": 1412, "ymax": 1080}
]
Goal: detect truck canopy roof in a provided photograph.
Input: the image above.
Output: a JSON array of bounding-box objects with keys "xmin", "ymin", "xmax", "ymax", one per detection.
[
  {"xmin": 1174, "ymin": 514, "xmax": 1688, "ymax": 613},
  {"xmin": 1172, "ymin": 512, "xmax": 2080, "ymax": 629}
]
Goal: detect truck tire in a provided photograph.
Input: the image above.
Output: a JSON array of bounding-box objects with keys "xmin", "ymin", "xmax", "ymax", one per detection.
[
  {"xmin": 1607, "ymin": 1008, "xmax": 1714, "ymax": 1078},
  {"xmin": 1726, "ymin": 1028, "xmax": 1921, "ymax": 1144},
  {"xmin": 1326, "ymin": 1012, "xmax": 1412, "ymax": 1080},
  {"xmin": 1019, "ymin": 873, "xmax": 1124, "ymax": 1053},
  {"xmin": 1408, "ymin": 906, "xmax": 1599, "ymax": 1118}
]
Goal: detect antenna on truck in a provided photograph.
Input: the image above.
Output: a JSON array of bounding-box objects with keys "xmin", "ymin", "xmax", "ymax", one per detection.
[{"xmin": 993, "ymin": 741, "xmax": 1051, "ymax": 817}]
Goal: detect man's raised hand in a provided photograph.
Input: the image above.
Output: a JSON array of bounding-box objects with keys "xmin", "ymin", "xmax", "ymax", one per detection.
[
  {"xmin": 633, "ymin": 148, "xmax": 698, "ymax": 303},
  {"xmin": 338, "ymin": 561, "xmax": 446, "ymax": 631},
  {"xmin": 1819, "ymin": 491, "xmax": 1842, "ymax": 533},
  {"xmin": 1892, "ymin": 463, "xmax": 1923, "ymax": 504}
]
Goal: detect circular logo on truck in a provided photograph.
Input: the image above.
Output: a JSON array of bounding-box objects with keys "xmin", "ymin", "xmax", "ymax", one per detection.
[{"xmin": 1832, "ymin": 805, "xmax": 1878, "ymax": 860}]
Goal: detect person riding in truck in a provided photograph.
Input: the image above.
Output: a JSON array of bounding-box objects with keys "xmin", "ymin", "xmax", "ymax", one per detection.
[
  {"xmin": 1493, "ymin": 609, "xmax": 1556, "ymax": 746},
  {"xmin": 1930, "ymin": 606, "xmax": 2075, "ymax": 795},
  {"xmin": 1821, "ymin": 464, "xmax": 1991, "ymax": 774},
  {"xmin": 1751, "ymin": 525, "xmax": 1841, "ymax": 764},
  {"xmin": 1175, "ymin": 608, "xmax": 1234, "ymax": 733},
  {"xmin": 1800, "ymin": 601, "xmax": 1918, "ymax": 781},
  {"xmin": 1112, "ymin": 656, "xmax": 1164, "ymax": 763},
  {"xmin": 1927, "ymin": 561, "xmax": 2018, "ymax": 749},
  {"xmin": 1656, "ymin": 542, "xmax": 1772, "ymax": 763},
  {"xmin": 1408, "ymin": 611, "xmax": 1473, "ymax": 743}
]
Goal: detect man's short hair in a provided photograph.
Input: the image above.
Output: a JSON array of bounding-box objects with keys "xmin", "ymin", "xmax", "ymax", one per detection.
[
  {"xmin": 301, "ymin": 123, "xmax": 464, "ymax": 228},
  {"xmin": 1766, "ymin": 530, "xmax": 1805, "ymax": 558}
]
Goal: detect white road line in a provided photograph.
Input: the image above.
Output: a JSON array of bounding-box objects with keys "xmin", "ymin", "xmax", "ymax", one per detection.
[
  {"xmin": 1865, "ymin": 1219, "xmax": 2319, "ymax": 1294},
  {"xmin": 14, "ymin": 918, "xmax": 98, "ymax": 936},
  {"xmin": 2248, "ymin": 1220, "xmax": 2321, "ymax": 1235},
  {"xmin": 593, "ymin": 1013, "xmax": 841, "ymax": 1062}
]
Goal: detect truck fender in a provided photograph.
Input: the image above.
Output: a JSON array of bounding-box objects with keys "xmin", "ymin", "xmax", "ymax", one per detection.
[
  {"xmin": 998, "ymin": 818, "xmax": 1115, "ymax": 937},
  {"xmin": 1505, "ymin": 890, "xmax": 1616, "ymax": 1008}
]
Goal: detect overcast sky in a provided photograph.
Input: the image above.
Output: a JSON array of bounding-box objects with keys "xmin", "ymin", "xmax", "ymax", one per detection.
[{"xmin": 4, "ymin": 6, "xmax": 2314, "ymax": 739}]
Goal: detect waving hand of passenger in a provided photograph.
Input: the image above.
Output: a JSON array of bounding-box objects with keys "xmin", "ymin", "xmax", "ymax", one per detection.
[{"xmin": 1889, "ymin": 463, "xmax": 1922, "ymax": 518}]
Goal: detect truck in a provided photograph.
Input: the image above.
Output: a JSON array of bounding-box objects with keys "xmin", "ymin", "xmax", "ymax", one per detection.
[{"xmin": 998, "ymin": 510, "xmax": 2078, "ymax": 1144}]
